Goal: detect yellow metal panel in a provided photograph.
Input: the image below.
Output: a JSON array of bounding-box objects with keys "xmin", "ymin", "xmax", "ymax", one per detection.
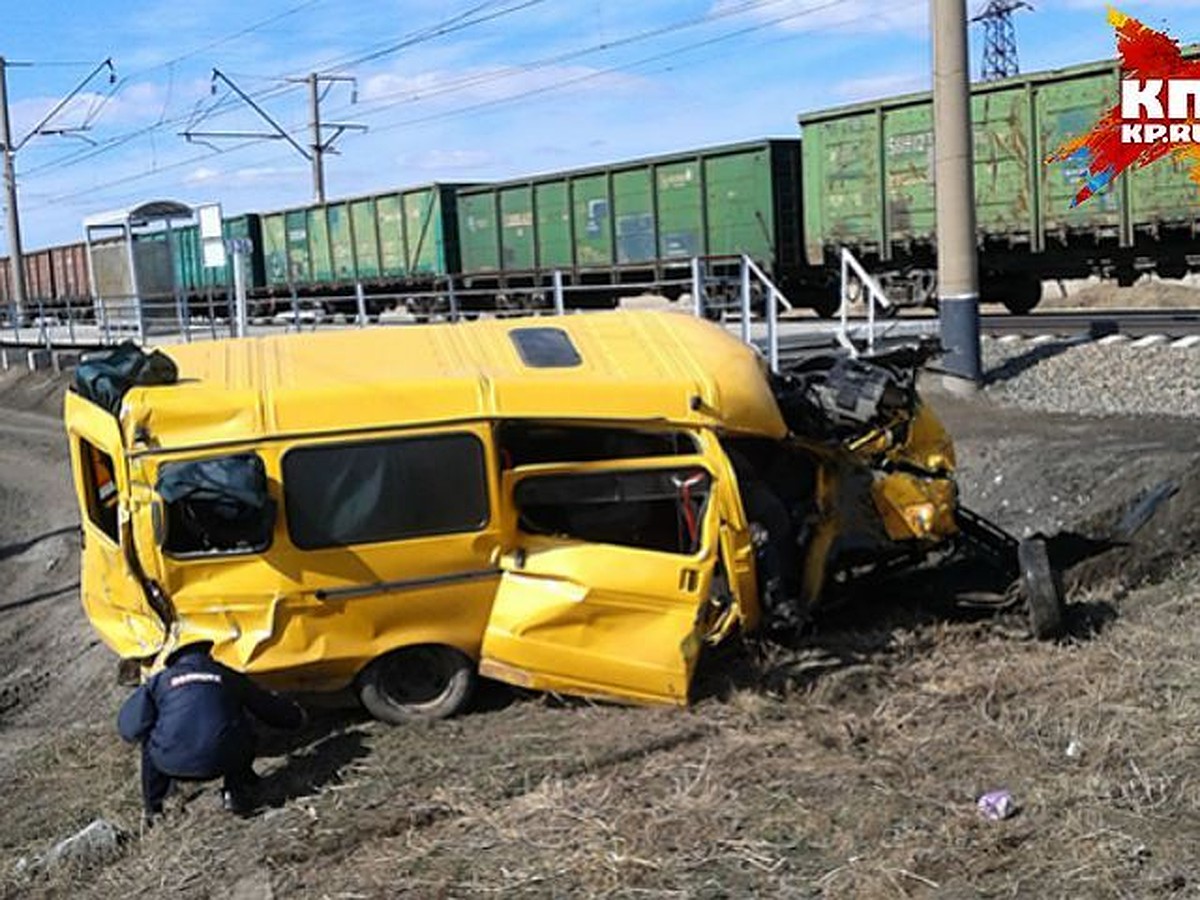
[
  {"xmin": 64, "ymin": 391, "xmax": 166, "ymax": 659},
  {"xmin": 124, "ymin": 312, "xmax": 787, "ymax": 453},
  {"xmin": 479, "ymin": 455, "xmax": 720, "ymax": 706},
  {"xmin": 481, "ymin": 571, "xmax": 702, "ymax": 705},
  {"xmin": 142, "ymin": 423, "xmax": 503, "ymax": 693}
]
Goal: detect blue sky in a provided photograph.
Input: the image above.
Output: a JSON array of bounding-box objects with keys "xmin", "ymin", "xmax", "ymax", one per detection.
[{"xmin": 4, "ymin": 0, "xmax": 1200, "ymax": 249}]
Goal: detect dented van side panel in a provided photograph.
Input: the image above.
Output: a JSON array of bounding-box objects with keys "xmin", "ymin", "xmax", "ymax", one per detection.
[
  {"xmin": 479, "ymin": 455, "xmax": 724, "ymax": 705},
  {"xmin": 137, "ymin": 422, "xmax": 504, "ymax": 693}
]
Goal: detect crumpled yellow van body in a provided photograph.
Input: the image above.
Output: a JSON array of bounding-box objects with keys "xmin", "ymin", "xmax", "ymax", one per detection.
[{"xmin": 64, "ymin": 311, "xmax": 958, "ymax": 710}]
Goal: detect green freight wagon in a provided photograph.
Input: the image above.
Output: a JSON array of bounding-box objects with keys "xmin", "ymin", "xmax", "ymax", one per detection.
[
  {"xmin": 168, "ymin": 214, "xmax": 266, "ymax": 296},
  {"xmin": 454, "ymin": 140, "xmax": 807, "ymax": 309},
  {"xmin": 798, "ymin": 53, "xmax": 1200, "ymax": 313},
  {"xmin": 260, "ymin": 184, "xmax": 467, "ymax": 294}
]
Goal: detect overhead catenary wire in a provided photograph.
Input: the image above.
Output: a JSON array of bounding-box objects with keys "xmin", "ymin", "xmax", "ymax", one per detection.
[
  {"xmin": 29, "ymin": 0, "xmax": 887, "ymax": 210},
  {"xmin": 329, "ymin": 0, "xmax": 831, "ymax": 120},
  {"xmin": 20, "ymin": 0, "xmax": 550, "ymax": 181}
]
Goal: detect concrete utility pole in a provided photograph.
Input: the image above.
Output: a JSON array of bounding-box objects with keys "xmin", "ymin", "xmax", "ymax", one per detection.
[
  {"xmin": 0, "ymin": 58, "xmax": 29, "ymax": 318},
  {"xmin": 183, "ymin": 70, "xmax": 364, "ymax": 205},
  {"xmin": 932, "ymin": 0, "xmax": 983, "ymax": 389},
  {"xmin": 0, "ymin": 56, "xmax": 115, "ymax": 321},
  {"xmin": 307, "ymin": 74, "xmax": 325, "ymax": 204}
]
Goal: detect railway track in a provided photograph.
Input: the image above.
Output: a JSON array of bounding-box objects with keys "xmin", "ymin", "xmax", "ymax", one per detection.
[{"xmin": 1, "ymin": 308, "xmax": 1198, "ymax": 358}]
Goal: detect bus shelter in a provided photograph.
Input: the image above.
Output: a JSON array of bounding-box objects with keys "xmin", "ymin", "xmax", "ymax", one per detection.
[{"xmin": 83, "ymin": 201, "xmax": 194, "ymax": 341}]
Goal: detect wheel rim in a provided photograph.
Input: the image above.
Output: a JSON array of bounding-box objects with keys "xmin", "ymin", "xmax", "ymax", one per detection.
[{"xmin": 376, "ymin": 647, "xmax": 460, "ymax": 710}]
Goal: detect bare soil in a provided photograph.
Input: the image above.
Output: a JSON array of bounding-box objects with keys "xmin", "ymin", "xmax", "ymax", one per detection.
[{"xmin": 0, "ymin": 367, "xmax": 1198, "ymax": 899}]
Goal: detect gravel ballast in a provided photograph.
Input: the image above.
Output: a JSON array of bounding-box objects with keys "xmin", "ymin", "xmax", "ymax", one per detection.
[{"xmin": 981, "ymin": 338, "xmax": 1200, "ymax": 419}]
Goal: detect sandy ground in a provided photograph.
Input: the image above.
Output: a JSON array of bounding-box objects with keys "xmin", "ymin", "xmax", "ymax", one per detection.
[{"xmin": 0, "ymin": 366, "xmax": 1198, "ymax": 898}]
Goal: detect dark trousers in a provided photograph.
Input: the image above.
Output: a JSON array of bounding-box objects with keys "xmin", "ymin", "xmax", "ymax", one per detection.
[{"xmin": 140, "ymin": 740, "xmax": 257, "ymax": 813}]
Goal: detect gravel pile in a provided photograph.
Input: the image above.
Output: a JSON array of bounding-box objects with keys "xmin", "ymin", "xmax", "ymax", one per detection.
[{"xmin": 981, "ymin": 338, "xmax": 1200, "ymax": 419}]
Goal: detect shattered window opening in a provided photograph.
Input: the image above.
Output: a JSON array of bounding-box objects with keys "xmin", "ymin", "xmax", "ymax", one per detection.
[
  {"xmin": 284, "ymin": 433, "xmax": 490, "ymax": 550},
  {"xmin": 157, "ymin": 454, "xmax": 275, "ymax": 557},
  {"xmin": 498, "ymin": 422, "xmax": 699, "ymax": 467},
  {"xmin": 515, "ymin": 467, "xmax": 711, "ymax": 555},
  {"xmin": 80, "ymin": 439, "xmax": 119, "ymax": 543}
]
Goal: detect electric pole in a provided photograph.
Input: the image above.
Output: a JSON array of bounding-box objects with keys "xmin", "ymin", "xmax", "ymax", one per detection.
[
  {"xmin": 0, "ymin": 58, "xmax": 29, "ymax": 318},
  {"xmin": 0, "ymin": 56, "xmax": 115, "ymax": 321},
  {"xmin": 933, "ymin": 0, "xmax": 982, "ymax": 389},
  {"xmin": 308, "ymin": 74, "xmax": 324, "ymax": 204},
  {"xmin": 184, "ymin": 70, "xmax": 364, "ymax": 205},
  {"xmin": 972, "ymin": 0, "xmax": 1031, "ymax": 82}
]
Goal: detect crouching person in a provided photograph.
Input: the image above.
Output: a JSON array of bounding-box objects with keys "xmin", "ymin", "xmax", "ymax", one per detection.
[{"xmin": 118, "ymin": 640, "xmax": 306, "ymax": 818}]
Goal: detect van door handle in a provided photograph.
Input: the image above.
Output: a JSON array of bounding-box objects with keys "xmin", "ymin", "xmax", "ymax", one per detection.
[{"xmin": 679, "ymin": 568, "xmax": 699, "ymax": 593}]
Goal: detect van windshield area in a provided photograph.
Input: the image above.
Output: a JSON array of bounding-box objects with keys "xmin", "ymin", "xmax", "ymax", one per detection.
[{"xmin": 514, "ymin": 468, "xmax": 710, "ymax": 555}]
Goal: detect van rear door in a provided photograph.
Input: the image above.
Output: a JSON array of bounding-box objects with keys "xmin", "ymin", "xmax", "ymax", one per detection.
[
  {"xmin": 64, "ymin": 391, "xmax": 165, "ymax": 658},
  {"xmin": 479, "ymin": 458, "xmax": 721, "ymax": 705}
]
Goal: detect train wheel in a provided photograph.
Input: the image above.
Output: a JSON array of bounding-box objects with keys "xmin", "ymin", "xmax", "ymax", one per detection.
[{"xmin": 1000, "ymin": 275, "xmax": 1042, "ymax": 315}]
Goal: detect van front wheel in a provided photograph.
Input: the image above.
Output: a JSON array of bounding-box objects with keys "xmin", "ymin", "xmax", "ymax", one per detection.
[{"xmin": 357, "ymin": 645, "xmax": 476, "ymax": 724}]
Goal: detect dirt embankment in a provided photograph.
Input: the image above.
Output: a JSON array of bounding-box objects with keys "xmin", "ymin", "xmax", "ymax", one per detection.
[{"xmin": 0, "ymin": 370, "xmax": 1198, "ymax": 898}]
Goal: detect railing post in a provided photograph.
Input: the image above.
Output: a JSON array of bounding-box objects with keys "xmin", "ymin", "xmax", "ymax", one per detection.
[
  {"xmin": 289, "ymin": 286, "xmax": 300, "ymax": 333},
  {"xmin": 37, "ymin": 297, "xmax": 50, "ymax": 350},
  {"xmin": 9, "ymin": 302, "xmax": 18, "ymax": 343},
  {"xmin": 739, "ymin": 256, "xmax": 752, "ymax": 346},
  {"xmin": 66, "ymin": 294, "xmax": 75, "ymax": 345},
  {"xmin": 867, "ymin": 267, "xmax": 877, "ymax": 356},
  {"xmin": 205, "ymin": 285, "xmax": 217, "ymax": 340},
  {"xmin": 766, "ymin": 282, "xmax": 779, "ymax": 374},
  {"xmin": 355, "ymin": 282, "xmax": 368, "ymax": 327},
  {"xmin": 98, "ymin": 297, "xmax": 111, "ymax": 345},
  {"xmin": 691, "ymin": 257, "xmax": 703, "ymax": 318},
  {"xmin": 447, "ymin": 276, "xmax": 459, "ymax": 322},
  {"xmin": 178, "ymin": 291, "xmax": 192, "ymax": 344},
  {"xmin": 135, "ymin": 294, "xmax": 146, "ymax": 346},
  {"xmin": 553, "ymin": 270, "xmax": 565, "ymax": 316}
]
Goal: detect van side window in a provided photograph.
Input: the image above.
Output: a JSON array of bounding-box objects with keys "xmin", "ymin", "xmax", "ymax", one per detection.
[
  {"xmin": 156, "ymin": 454, "xmax": 275, "ymax": 557},
  {"xmin": 80, "ymin": 439, "xmax": 119, "ymax": 542},
  {"xmin": 284, "ymin": 433, "xmax": 489, "ymax": 550},
  {"xmin": 515, "ymin": 468, "xmax": 710, "ymax": 555},
  {"xmin": 498, "ymin": 423, "xmax": 699, "ymax": 467}
]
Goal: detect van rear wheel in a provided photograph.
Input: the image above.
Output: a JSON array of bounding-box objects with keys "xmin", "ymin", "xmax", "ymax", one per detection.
[{"xmin": 358, "ymin": 645, "xmax": 476, "ymax": 724}]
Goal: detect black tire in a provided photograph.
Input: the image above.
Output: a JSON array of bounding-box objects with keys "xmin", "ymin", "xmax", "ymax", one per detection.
[
  {"xmin": 1018, "ymin": 537, "xmax": 1064, "ymax": 640},
  {"xmin": 357, "ymin": 645, "xmax": 476, "ymax": 724}
]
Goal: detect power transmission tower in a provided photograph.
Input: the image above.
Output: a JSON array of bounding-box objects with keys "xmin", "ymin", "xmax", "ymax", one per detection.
[
  {"xmin": 971, "ymin": 0, "xmax": 1031, "ymax": 82},
  {"xmin": 0, "ymin": 57, "xmax": 115, "ymax": 319},
  {"xmin": 183, "ymin": 69, "xmax": 365, "ymax": 204}
]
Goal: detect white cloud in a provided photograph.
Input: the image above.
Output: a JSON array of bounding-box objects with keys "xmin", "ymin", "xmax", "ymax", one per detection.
[
  {"xmin": 400, "ymin": 148, "xmax": 496, "ymax": 170},
  {"xmin": 832, "ymin": 71, "xmax": 929, "ymax": 101},
  {"xmin": 184, "ymin": 163, "xmax": 306, "ymax": 187}
]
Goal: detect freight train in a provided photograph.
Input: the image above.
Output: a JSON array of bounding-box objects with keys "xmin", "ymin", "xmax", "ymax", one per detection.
[{"xmin": 4, "ymin": 52, "xmax": 1199, "ymax": 321}]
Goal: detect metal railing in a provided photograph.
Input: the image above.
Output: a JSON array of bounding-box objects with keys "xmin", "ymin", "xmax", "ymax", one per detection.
[
  {"xmin": 838, "ymin": 247, "xmax": 893, "ymax": 357},
  {"xmin": 2, "ymin": 255, "xmax": 798, "ymax": 370}
]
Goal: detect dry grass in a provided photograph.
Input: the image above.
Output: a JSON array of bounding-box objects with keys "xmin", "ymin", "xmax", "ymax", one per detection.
[
  {"xmin": 2, "ymin": 373, "xmax": 1199, "ymax": 899},
  {"xmin": 7, "ymin": 557, "xmax": 1196, "ymax": 899}
]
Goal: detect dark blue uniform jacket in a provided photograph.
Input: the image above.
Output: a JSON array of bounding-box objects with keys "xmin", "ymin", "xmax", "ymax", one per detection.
[{"xmin": 117, "ymin": 645, "xmax": 303, "ymax": 779}]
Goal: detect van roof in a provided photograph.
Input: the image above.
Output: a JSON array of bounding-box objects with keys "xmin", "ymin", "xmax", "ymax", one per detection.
[{"xmin": 119, "ymin": 311, "xmax": 787, "ymax": 453}]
